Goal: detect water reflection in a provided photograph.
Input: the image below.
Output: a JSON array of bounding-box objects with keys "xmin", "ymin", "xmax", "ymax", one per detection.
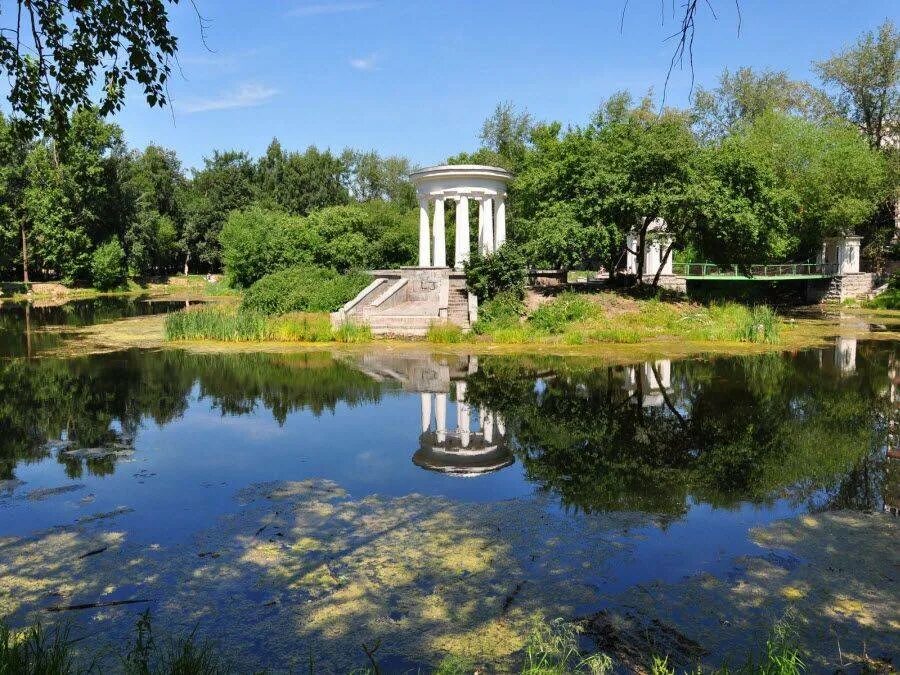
[
  {"xmin": 0, "ymin": 339, "xmax": 895, "ymax": 519},
  {"xmin": 353, "ymin": 353, "xmax": 513, "ymax": 475},
  {"xmin": 0, "ymin": 296, "xmax": 199, "ymax": 358}
]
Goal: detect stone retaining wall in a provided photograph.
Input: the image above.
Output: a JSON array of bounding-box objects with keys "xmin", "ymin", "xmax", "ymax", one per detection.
[{"xmin": 804, "ymin": 273, "xmax": 874, "ymax": 303}]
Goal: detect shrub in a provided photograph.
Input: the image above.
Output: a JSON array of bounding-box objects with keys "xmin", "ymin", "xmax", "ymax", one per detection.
[
  {"xmin": 867, "ymin": 273, "xmax": 900, "ymax": 309},
  {"xmin": 91, "ymin": 239, "xmax": 127, "ymax": 290},
  {"xmin": 241, "ymin": 266, "xmax": 370, "ymax": 315},
  {"xmin": 464, "ymin": 244, "xmax": 527, "ymax": 301},
  {"xmin": 220, "ymin": 202, "xmax": 419, "ymax": 287},
  {"xmin": 427, "ymin": 322, "xmax": 466, "ymax": 343},
  {"xmin": 528, "ymin": 292, "xmax": 598, "ymax": 334},
  {"xmin": 473, "ymin": 290, "xmax": 524, "ymax": 334}
]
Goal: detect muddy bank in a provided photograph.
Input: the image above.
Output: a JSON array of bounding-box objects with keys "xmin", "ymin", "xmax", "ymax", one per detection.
[{"xmin": 1, "ymin": 479, "xmax": 895, "ymax": 672}]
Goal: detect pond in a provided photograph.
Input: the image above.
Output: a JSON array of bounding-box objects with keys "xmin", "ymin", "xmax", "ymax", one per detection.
[{"xmin": 0, "ymin": 302, "xmax": 896, "ymax": 672}]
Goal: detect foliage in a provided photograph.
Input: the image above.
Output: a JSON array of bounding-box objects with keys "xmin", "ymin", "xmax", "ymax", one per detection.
[
  {"xmin": 521, "ymin": 618, "xmax": 612, "ymax": 675},
  {"xmin": 426, "ymin": 322, "xmax": 466, "ymax": 343},
  {"xmin": 257, "ymin": 140, "xmax": 349, "ymax": 215},
  {"xmin": 91, "ymin": 239, "xmax": 127, "ymax": 290},
  {"xmin": 866, "ymin": 273, "xmax": 900, "ymax": 309},
  {"xmin": 121, "ymin": 610, "xmax": 225, "ymax": 675},
  {"xmin": 165, "ymin": 305, "xmax": 270, "ymax": 342},
  {"xmin": 241, "ymin": 267, "xmax": 370, "ymax": 315},
  {"xmin": 342, "ymin": 149, "xmax": 417, "ymax": 209},
  {"xmin": 464, "ymin": 245, "xmax": 527, "ymax": 301},
  {"xmin": 165, "ymin": 305, "xmax": 372, "ymax": 344},
  {"xmin": 0, "ymin": 618, "xmax": 78, "ymax": 674},
  {"xmin": 815, "ymin": 19, "xmax": 899, "ymax": 149},
  {"xmin": 528, "ymin": 292, "xmax": 599, "ymax": 334},
  {"xmin": 473, "ymin": 290, "xmax": 525, "ymax": 334},
  {"xmin": 693, "ymin": 67, "xmax": 827, "ymax": 141},
  {"xmin": 220, "ymin": 203, "xmax": 417, "ymax": 288},
  {"xmin": 0, "ymin": 0, "xmax": 179, "ymax": 141}
]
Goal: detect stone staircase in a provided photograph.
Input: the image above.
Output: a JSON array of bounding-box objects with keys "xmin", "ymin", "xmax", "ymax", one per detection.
[{"xmin": 332, "ymin": 268, "xmax": 475, "ymax": 337}]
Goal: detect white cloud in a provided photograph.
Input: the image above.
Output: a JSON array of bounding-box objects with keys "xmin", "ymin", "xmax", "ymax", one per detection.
[
  {"xmin": 181, "ymin": 83, "xmax": 278, "ymax": 114},
  {"xmin": 349, "ymin": 54, "xmax": 378, "ymax": 71},
  {"xmin": 288, "ymin": 2, "xmax": 375, "ymax": 17}
]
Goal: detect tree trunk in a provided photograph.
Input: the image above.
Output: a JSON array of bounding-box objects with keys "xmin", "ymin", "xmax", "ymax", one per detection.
[
  {"xmin": 635, "ymin": 217, "xmax": 651, "ymax": 284},
  {"xmin": 183, "ymin": 252, "xmax": 190, "ymax": 276},
  {"xmin": 651, "ymin": 242, "xmax": 675, "ymax": 289},
  {"xmin": 20, "ymin": 221, "xmax": 29, "ymax": 284}
]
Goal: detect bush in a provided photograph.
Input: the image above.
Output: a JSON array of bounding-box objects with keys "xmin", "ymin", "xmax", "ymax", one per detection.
[
  {"xmin": 464, "ymin": 244, "xmax": 527, "ymax": 301},
  {"xmin": 528, "ymin": 292, "xmax": 598, "ymax": 334},
  {"xmin": 219, "ymin": 202, "xmax": 418, "ymax": 288},
  {"xmin": 241, "ymin": 266, "xmax": 370, "ymax": 315},
  {"xmin": 472, "ymin": 290, "xmax": 524, "ymax": 334},
  {"xmin": 91, "ymin": 239, "xmax": 127, "ymax": 290},
  {"xmin": 867, "ymin": 273, "xmax": 900, "ymax": 309}
]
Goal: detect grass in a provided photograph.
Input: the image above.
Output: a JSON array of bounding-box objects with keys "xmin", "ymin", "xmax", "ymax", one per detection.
[
  {"xmin": 165, "ymin": 305, "xmax": 371, "ymax": 343},
  {"xmin": 163, "ymin": 289, "xmax": 782, "ymax": 348},
  {"xmin": 0, "ymin": 614, "xmax": 809, "ymax": 674},
  {"xmin": 521, "ymin": 617, "xmax": 613, "ymax": 675},
  {"xmin": 0, "ymin": 612, "xmax": 225, "ymax": 675},
  {"xmin": 472, "ymin": 292, "xmax": 782, "ymax": 346},
  {"xmin": 427, "ymin": 322, "xmax": 466, "ymax": 343}
]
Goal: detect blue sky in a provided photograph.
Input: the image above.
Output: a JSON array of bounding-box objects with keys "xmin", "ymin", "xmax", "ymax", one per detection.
[{"xmin": 109, "ymin": 0, "xmax": 897, "ymax": 171}]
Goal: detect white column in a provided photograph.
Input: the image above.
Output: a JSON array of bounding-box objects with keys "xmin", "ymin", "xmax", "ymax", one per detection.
[
  {"xmin": 420, "ymin": 393, "xmax": 432, "ymax": 433},
  {"xmin": 494, "ymin": 196, "xmax": 506, "ymax": 250},
  {"xmin": 418, "ymin": 197, "xmax": 431, "ymax": 267},
  {"xmin": 432, "ymin": 198, "xmax": 446, "ymax": 267},
  {"xmin": 477, "ymin": 200, "xmax": 484, "ymax": 251},
  {"xmin": 483, "ymin": 411, "xmax": 494, "ymax": 444},
  {"xmin": 480, "ymin": 198, "xmax": 494, "ymax": 255},
  {"xmin": 435, "ymin": 393, "xmax": 447, "ymax": 443},
  {"xmin": 455, "ymin": 382, "xmax": 470, "ymax": 447},
  {"xmin": 454, "ymin": 196, "xmax": 470, "ymax": 270}
]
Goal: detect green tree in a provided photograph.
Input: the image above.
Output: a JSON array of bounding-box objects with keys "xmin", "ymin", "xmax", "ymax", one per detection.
[
  {"xmin": 0, "ymin": 114, "xmax": 29, "ymax": 280},
  {"xmin": 732, "ymin": 111, "xmax": 890, "ymax": 259},
  {"xmin": 693, "ymin": 67, "xmax": 827, "ymax": 141},
  {"xmin": 122, "ymin": 145, "xmax": 185, "ymax": 276},
  {"xmin": 91, "ymin": 238, "xmax": 127, "ymax": 290},
  {"xmin": 815, "ymin": 19, "xmax": 900, "ymax": 150},
  {"xmin": 277, "ymin": 146, "xmax": 349, "ymax": 215},
  {"xmin": 342, "ymin": 149, "xmax": 417, "ymax": 209},
  {"xmin": 181, "ymin": 151, "xmax": 258, "ymax": 273},
  {"xmin": 0, "ymin": 0, "xmax": 181, "ymax": 141}
]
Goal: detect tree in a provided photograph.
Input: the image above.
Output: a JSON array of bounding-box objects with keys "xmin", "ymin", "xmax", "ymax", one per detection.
[
  {"xmin": 815, "ymin": 20, "xmax": 900, "ymax": 150},
  {"xmin": 0, "ymin": 0, "xmax": 185, "ymax": 141},
  {"xmin": 0, "ymin": 114, "xmax": 29, "ymax": 280},
  {"xmin": 731, "ymin": 111, "xmax": 890, "ymax": 259},
  {"xmin": 693, "ymin": 67, "xmax": 827, "ymax": 141},
  {"xmin": 479, "ymin": 102, "xmax": 534, "ymax": 170},
  {"xmin": 342, "ymin": 149, "xmax": 417, "ymax": 209},
  {"xmin": 181, "ymin": 151, "xmax": 258, "ymax": 272},
  {"xmin": 122, "ymin": 145, "xmax": 185, "ymax": 275}
]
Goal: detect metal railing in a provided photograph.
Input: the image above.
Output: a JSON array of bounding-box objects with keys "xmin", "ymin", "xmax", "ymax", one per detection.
[{"xmin": 670, "ymin": 262, "xmax": 836, "ymax": 277}]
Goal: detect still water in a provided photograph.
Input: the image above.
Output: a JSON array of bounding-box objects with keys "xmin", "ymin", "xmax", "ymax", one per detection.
[{"xmin": 0, "ymin": 300, "xmax": 896, "ymax": 670}]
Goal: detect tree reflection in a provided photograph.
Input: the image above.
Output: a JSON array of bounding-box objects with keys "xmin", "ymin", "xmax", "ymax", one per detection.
[
  {"xmin": 465, "ymin": 342, "xmax": 894, "ymax": 514},
  {"xmin": 0, "ymin": 350, "xmax": 384, "ymax": 480}
]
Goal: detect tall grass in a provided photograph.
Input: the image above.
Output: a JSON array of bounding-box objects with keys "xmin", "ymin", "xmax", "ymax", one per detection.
[
  {"xmin": 528, "ymin": 292, "xmax": 599, "ymax": 334},
  {"xmin": 165, "ymin": 306, "xmax": 371, "ymax": 343},
  {"xmin": 165, "ymin": 305, "xmax": 269, "ymax": 342},
  {"xmin": 0, "ymin": 619, "xmax": 80, "ymax": 674},
  {"xmin": 427, "ymin": 322, "xmax": 466, "ymax": 343}
]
